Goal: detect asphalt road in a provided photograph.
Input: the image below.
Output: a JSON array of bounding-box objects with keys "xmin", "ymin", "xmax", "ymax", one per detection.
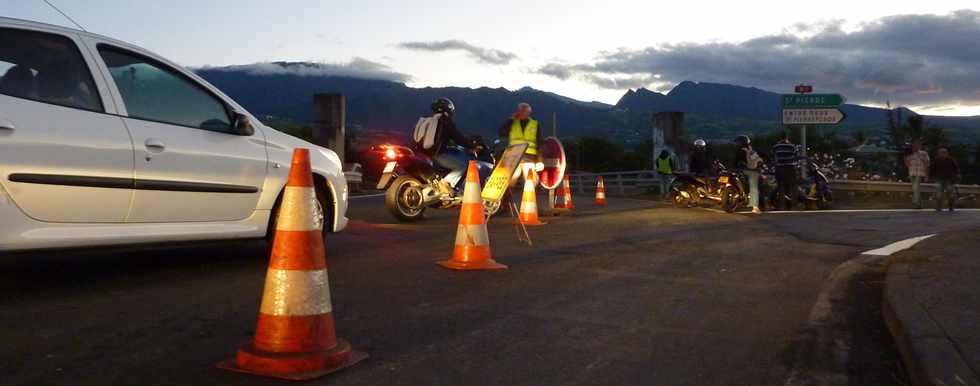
[{"xmin": 2, "ymin": 195, "xmax": 979, "ymax": 385}]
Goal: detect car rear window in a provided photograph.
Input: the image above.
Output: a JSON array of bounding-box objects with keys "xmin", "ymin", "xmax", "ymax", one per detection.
[{"xmin": 0, "ymin": 27, "xmax": 103, "ymax": 112}]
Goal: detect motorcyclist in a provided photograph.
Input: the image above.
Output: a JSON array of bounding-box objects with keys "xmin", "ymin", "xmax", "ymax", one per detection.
[
  {"xmin": 733, "ymin": 135, "xmax": 762, "ymax": 214},
  {"xmin": 689, "ymin": 139, "xmax": 710, "ymax": 176},
  {"xmin": 424, "ymin": 98, "xmax": 487, "ymax": 193}
]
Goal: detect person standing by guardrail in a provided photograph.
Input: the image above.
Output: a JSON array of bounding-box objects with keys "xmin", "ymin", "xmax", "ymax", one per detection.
[
  {"xmin": 656, "ymin": 150, "xmax": 676, "ymax": 200},
  {"xmin": 929, "ymin": 147, "xmax": 960, "ymax": 212},
  {"xmin": 770, "ymin": 132, "xmax": 799, "ymax": 210},
  {"xmin": 905, "ymin": 141, "xmax": 930, "ymax": 209}
]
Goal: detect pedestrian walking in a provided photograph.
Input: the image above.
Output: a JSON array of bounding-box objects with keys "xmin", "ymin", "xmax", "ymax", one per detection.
[
  {"xmin": 770, "ymin": 132, "xmax": 799, "ymax": 210},
  {"xmin": 905, "ymin": 141, "xmax": 930, "ymax": 208},
  {"xmin": 929, "ymin": 147, "xmax": 960, "ymax": 212},
  {"xmin": 734, "ymin": 135, "xmax": 762, "ymax": 214}
]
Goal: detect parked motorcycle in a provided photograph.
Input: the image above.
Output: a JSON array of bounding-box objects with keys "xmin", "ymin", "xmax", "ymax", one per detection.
[
  {"xmin": 669, "ymin": 160, "xmax": 743, "ymax": 211},
  {"xmin": 377, "ymin": 137, "xmax": 502, "ymax": 221},
  {"xmin": 766, "ymin": 161, "xmax": 833, "ymax": 210}
]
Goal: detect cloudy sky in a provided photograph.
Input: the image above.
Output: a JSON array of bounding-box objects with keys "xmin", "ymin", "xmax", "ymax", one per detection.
[{"xmin": 3, "ymin": 0, "xmax": 980, "ymax": 115}]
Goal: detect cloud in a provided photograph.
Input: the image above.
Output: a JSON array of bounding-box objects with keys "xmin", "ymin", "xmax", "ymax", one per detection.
[
  {"xmin": 397, "ymin": 40, "xmax": 519, "ymax": 65},
  {"xmin": 205, "ymin": 58, "xmax": 411, "ymax": 83},
  {"xmin": 533, "ymin": 10, "xmax": 980, "ymax": 107}
]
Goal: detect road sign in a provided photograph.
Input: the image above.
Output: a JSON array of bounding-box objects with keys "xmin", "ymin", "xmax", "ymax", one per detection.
[
  {"xmin": 782, "ymin": 108, "xmax": 846, "ymax": 125},
  {"xmin": 794, "ymin": 84, "xmax": 813, "ymax": 94},
  {"xmin": 481, "ymin": 143, "xmax": 528, "ymax": 202},
  {"xmin": 782, "ymin": 94, "xmax": 845, "ymax": 108}
]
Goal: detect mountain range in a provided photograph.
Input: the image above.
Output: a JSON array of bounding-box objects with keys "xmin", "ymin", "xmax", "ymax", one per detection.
[{"xmin": 195, "ymin": 62, "xmax": 980, "ymax": 144}]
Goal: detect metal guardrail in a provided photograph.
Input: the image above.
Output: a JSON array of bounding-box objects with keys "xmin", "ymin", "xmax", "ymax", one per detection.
[
  {"xmin": 568, "ymin": 170, "xmax": 662, "ymax": 195},
  {"xmin": 343, "ymin": 163, "xmax": 364, "ymax": 193},
  {"xmin": 567, "ymin": 170, "xmax": 980, "ymax": 196},
  {"xmin": 829, "ymin": 180, "xmax": 980, "ymax": 195}
]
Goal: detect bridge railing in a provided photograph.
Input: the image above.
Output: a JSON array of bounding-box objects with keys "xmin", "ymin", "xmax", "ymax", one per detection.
[
  {"xmin": 566, "ymin": 170, "xmax": 980, "ymax": 196},
  {"xmin": 567, "ymin": 170, "xmax": 661, "ymax": 195}
]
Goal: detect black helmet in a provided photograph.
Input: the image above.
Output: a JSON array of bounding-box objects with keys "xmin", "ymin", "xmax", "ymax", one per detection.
[
  {"xmin": 431, "ymin": 98, "xmax": 455, "ymax": 116},
  {"xmin": 734, "ymin": 135, "xmax": 751, "ymax": 147}
]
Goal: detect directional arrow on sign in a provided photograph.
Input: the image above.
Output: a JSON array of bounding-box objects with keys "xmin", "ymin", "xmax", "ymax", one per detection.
[{"xmin": 782, "ymin": 108, "xmax": 846, "ymax": 125}]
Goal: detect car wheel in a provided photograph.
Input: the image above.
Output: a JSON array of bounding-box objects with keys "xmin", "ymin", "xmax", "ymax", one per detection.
[{"xmin": 266, "ymin": 175, "xmax": 334, "ymax": 244}]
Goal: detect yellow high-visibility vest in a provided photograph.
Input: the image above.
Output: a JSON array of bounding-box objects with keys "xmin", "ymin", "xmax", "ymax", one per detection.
[
  {"xmin": 509, "ymin": 119, "xmax": 538, "ymax": 155},
  {"xmin": 657, "ymin": 157, "xmax": 673, "ymax": 174}
]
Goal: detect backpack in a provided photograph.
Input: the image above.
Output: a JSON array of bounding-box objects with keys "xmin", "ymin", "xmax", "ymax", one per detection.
[
  {"xmin": 746, "ymin": 146, "xmax": 762, "ymax": 170},
  {"xmin": 413, "ymin": 113, "xmax": 442, "ymax": 150}
]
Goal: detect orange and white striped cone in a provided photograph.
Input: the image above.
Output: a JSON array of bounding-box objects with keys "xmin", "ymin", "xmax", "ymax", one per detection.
[
  {"xmin": 555, "ymin": 175, "xmax": 574, "ymax": 210},
  {"xmin": 218, "ymin": 148, "xmax": 367, "ymax": 381},
  {"xmin": 595, "ymin": 176, "xmax": 607, "ymax": 205},
  {"xmin": 516, "ymin": 169, "xmax": 546, "ymax": 226},
  {"xmin": 439, "ymin": 160, "xmax": 506, "ymax": 270}
]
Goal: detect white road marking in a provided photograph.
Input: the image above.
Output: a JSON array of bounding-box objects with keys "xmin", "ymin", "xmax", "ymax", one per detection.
[
  {"xmin": 861, "ymin": 234, "xmax": 936, "ymax": 256},
  {"xmin": 764, "ymin": 208, "xmax": 980, "ymax": 214},
  {"xmin": 350, "ymin": 193, "xmax": 385, "ymax": 199}
]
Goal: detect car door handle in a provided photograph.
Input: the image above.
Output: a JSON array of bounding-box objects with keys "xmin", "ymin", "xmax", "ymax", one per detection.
[{"xmin": 144, "ymin": 138, "xmax": 166, "ymax": 152}]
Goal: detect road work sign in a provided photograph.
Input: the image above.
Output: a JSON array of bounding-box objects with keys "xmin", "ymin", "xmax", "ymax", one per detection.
[
  {"xmin": 482, "ymin": 143, "xmax": 528, "ymax": 202},
  {"xmin": 782, "ymin": 108, "xmax": 846, "ymax": 125}
]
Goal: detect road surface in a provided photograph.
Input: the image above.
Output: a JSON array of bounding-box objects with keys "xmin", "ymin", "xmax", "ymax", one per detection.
[{"xmin": 2, "ymin": 195, "xmax": 979, "ymax": 385}]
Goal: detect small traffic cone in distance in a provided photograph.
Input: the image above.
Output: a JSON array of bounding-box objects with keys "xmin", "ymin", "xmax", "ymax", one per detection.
[
  {"xmin": 595, "ymin": 176, "xmax": 607, "ymax": 205},
  {"xmin": 218, "ymin": 148, "xmax": 367, "ymax": 381},
  {"xmin": 517, "ymin": 169, "xmax": 546, "ymax": 226},
  {"xmin": 438, "ymin": 160, "xmax": 507, "ymax": 270},
  {"xmin": 556, "ymin": 175, "xmax": 574, "ymax": 210}
]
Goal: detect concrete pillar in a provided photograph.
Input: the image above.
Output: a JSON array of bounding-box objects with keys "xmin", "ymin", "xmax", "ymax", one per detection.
[
  {"xmin": 653, "ymin": 111, "xmax": 688, "ymax": 172},
  {"xmin": 312, "ymin": 93, "xmax": 345, "ymax": 162}
]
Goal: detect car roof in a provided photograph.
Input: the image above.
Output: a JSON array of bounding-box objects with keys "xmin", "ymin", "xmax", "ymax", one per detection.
[{"xmin": 0, "ymin": 16, "xmax": 148, "ymax": 54}]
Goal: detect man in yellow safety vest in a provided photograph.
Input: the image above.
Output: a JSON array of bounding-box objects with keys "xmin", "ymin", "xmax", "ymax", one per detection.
[{"xmin": 498, "ymin": 102, "xmax": 544, "ymax": 185}]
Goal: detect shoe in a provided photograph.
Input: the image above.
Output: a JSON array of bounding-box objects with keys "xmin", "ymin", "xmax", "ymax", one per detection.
[{"xmin": 751, "ymin": 207, "xmax": 762, "ymax": 214}]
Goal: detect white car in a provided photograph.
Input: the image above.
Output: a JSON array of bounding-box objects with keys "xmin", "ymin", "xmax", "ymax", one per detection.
[{"xmin": 0, "ymin": 17, "xmax": 348, "ymax": 252}]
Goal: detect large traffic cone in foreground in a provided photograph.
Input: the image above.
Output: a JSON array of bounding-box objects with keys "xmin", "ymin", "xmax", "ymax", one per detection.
[
  {"xmin": 218, "ymin": 149, "xmax": 367, "ymax": 380},
  {"xmin": 516, "ymin": 169, "xmax": 546, "ymax": 226},
  {"xmin": 555, "ymin": 175, "xmax": 574, "ymax": 210},
  {"xmin": 439, "ymin": 160, "xmax": 506, "ymax": 270},
  {"xmin": 595, "ymin": 176, "xmax": 607, "ymax": 205}
]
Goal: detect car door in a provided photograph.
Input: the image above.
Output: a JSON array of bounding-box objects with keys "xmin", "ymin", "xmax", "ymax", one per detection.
[
  {"xmin": 92, "ymin": 43, "xmax": 267, "ymax": 223},
  {"xmin": 0, "ymin": 26, "xmax": 133, "ymax": 223}
]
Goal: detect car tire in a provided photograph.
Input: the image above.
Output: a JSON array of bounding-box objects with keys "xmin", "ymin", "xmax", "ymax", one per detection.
[{"xmin": 266, "ymin": 175, "xmax": 334, "ymax": 244}]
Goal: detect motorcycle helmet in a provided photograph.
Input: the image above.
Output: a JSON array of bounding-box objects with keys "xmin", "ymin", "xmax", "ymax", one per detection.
[
  {"xmin": 733, "ymin": 135, "xmax": 751, "ymax": 147},
  {"xmin": 431, "ymin": 97, "xmax": 456, "ymax": 116},
  {"xmin": 693, "ymin": 139, "xmax": 707, "ymax": 149}
]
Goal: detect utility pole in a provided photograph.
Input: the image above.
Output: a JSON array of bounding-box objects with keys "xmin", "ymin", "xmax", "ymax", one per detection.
[{"xmin": 552, "ymin": 112, "xmax": 557, "ymax": 137}]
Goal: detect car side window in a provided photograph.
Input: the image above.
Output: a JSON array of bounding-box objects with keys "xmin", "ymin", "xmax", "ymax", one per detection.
[
  {"xmin": 0, "ymin": 27, "xmax": 103, "ymax": 112},
  {"xmin": 97, "ymin": 46, "xmax": 232, "ymax": 132}
]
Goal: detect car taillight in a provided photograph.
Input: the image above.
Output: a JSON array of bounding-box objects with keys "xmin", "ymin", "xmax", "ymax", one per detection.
[{"xmin": 385, "ymin": 148, "xmax": 397, "ymax": 160}]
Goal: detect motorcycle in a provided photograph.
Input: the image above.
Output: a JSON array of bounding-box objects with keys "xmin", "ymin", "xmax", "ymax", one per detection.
[
  {"xmin": 376, "ymin": 138, "xmax": 505, "ymax": 222},
  {"xmin": 800, "ymin": 162, "xmax": 833, "ymax": 210},
  {"xmin": 669, "ymin": 160, "xmax": 740, "ymax": 210}
]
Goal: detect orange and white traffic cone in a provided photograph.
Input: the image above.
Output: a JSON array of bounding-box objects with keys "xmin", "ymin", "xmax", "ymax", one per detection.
[
  {"xmin": 595, "ymin": 176, "xmax": 607, "ymax": 205},
  {"xmin": 218, "ymin": 149, "xmax": 367, "ymax": 381},
  {"xmin": 555, "ymin": 175, "xmax": 574, "ymax": 210},
  {"xmin": 517, "ymin": 169, "xmax": 546, "ymax": 226},
  {"xmin": 439, "ymin": 160, "xmax": 506, "ymax": 270}
]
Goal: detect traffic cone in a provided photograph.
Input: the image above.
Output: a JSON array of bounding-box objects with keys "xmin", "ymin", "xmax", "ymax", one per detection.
[
  {"xmin": 439, "ymin": 160, "xmax": 507, "ymax": 270},
  {"xmin": 555, "ymin": 175, "xmax": 574, "ymax": 209},
  {"xmin": 516, "ymin": 169, "xmax": 546, "ymax": 226},
  {"xmin": 595, "ymin": 176, "xmax": 607, "ymax": 205},
  {"xmin": 218, "ymin": 148, "xmax": 367, "ymax": 381}
]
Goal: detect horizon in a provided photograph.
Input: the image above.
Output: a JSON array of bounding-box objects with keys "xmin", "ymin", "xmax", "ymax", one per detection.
[{"xmin": 3, "ymin": 1, "xmax": 980, "ymax": 116}]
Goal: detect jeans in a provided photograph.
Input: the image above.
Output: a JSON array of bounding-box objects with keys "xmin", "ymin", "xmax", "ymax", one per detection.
[
  {"xmin": 910, "ymin": 175, "xmax": 923, "ymax": 206},
  {"xmin": 434, "ymin": 148, "xmax": 489, "ymax": 190},
  {"xmin": 743, "ymin": 170, "xmax": 760, "ymax": 209},
  {"xmin": 775, "ymin": 166, "xmax": 798, "ymax": 210},
  {"xmin": 659, "ymin": 174, "xmax": 672, "ymax": 198},
  {"xmin": 936, "ymin": 179, "xmax": 957, "ymax": 211}
]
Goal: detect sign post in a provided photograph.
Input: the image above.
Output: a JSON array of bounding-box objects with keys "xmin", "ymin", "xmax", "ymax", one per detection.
[{"xmin": 782, "ymin": 86, "xmax": 846, "ymax": 179}]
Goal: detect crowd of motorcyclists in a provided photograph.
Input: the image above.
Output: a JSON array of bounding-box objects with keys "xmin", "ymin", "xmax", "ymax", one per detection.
[{"xmin": 672, "ymin": 132, "xmax": 833, "ymax": 213}]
